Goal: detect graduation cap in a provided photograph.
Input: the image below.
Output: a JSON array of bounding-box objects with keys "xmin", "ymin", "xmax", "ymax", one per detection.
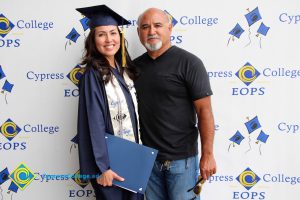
[
  {"xmin": 0, "ymin": 168, "xmax": 9, "ymax": 185},
  {"xmin": 76, "ymin": 5, "xmax": 130, "ymax": 28},
  {"xmin": 245, "ymin": 116, "xmax": 261, "ymax": 134},
  {"xmin": 0, "ymin": 65, "xmax": 6, "ymax": 80},
  {"xmin": 76, "ymin": 5, "xmax": 131, "ymax": 67},
  {"xmin": 256, "ymin": 130, "xmax": 269, "ymax": 143},
  {"xmin": 2, "ymin": 80, "xmax": 13, "ymax": 93},
  {"xmin": 230, "ymin": 131, "xmax": 245, "ymax": 145},
  {"xmin": 1, "ymin": 79, "xmax": 14, "ymax": 104},
  {"xmin": 244, "ymin": 7, "xmax": 262, "ymax": 47},
  {"xmin": 256, "ymin": 130, "xmax": 269, "ymax": 155},
  {"xmin": 244, "ymin": 116, "xmax": 262, "ymax": 153},
  {"xmin": 256, "ymin": 22, "xmax": 270, "ymax": 48},
  {"xmin": 257, "ymin": 22, "xmax": 270, "ymax": 36},
  {"xmin": 70, "ymin": 134, "xmax": 79, "ymax": 153},
  {"xmin": 8, "ymin": 181, "xmax": 19, "ymax": 193},
  {"xmin": 66, "ymin": 28, "xmax": 80, "ymax": 43},
  {"xmin": 79, "ymin": 17, "xmax": 90, "ymax": 31},
  {"xmin": 245, "ymin": 7, "xmax": 262, "ymax": 27},
  {"xmin": 228, "ymin": 131, "xmax": 245, "ymax": 152},
  {"xmin": 65, "ymin": 28, "xmax": 81, "ymax": 50},
  {"xmin": 227, "ymin": 23, "xmax": 245, "ymax": 46},
  {"xmin": 71, "ymin": 134, "xmax": 79, "ymax": 144},
  {"xmin": 229, "ymin": 23, "xmax": 244, "ymax": 39}
]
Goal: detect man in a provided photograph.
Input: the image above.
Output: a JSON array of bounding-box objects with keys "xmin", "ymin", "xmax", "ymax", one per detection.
[{"xmin": 134, "ymin": 8, "xmax": 217, "ymax": 200}]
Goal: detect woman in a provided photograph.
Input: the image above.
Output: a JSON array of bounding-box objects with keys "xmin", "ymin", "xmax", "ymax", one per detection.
[{"xmin": 76, "ymin": 5, "xmax": 142, "ymax": 200}]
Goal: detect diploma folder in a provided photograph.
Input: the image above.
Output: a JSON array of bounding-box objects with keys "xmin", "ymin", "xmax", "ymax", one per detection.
[{"xmin": 105, "ymin": 134, "xmax": 158, "ymax": 194}]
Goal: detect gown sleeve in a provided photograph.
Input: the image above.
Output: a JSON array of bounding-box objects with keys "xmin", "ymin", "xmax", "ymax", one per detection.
[{"xmin": 77, "ymin": 68, "xmax": 110, "ymax": 175}]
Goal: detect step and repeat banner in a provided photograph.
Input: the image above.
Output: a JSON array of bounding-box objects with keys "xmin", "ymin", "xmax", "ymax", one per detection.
[{"xmin": 1, "ymin": 0, "xmax": 300, "ymax": 199}]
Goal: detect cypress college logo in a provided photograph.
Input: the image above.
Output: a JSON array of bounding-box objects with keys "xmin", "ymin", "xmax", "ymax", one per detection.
[
  {"xmin": 0, "ymin": 13, "xmax": 15, "ymax": 38},
  {"xmin": 232, "ymin": 62, "xmax": 265, "ymax": 96},
  {"xmin": 233, "ymin": 167, "xmax": 266, "ymax": 199},
  {"xmin": 0, "ymin": 163, "xmax": 35, "ymax": 197},
  {"xmin": 65, "ymin": 64, "xmax": 85, "ymax": 97},
  {"xmin": 66, "ymin": 65, "xmax": 85, "ymax": 87},
  {"xmin": 0, "ymin": 118, "xmax": 21, "ymax": 141},
  {"xmin": 236, "ymin": 168, "xmax": 260, "ymax": 191},
  {"xmin": 9, "ymin": 163, "xmax": 36, "ymax": 191},
  {"xmin": 235, "ymin": 62, "xmax": 260, "ymax": 86}
]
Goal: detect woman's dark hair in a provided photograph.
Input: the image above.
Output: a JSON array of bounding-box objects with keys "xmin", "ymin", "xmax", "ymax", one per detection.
[{"xmin": 81, "ymin": 27, "xmax": 137, "ymax": 84}]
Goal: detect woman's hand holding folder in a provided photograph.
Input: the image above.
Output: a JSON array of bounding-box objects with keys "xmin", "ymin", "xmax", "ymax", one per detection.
[{"xmin": 97, "ymin": 169, "xmax": 125, "ymax": 187}]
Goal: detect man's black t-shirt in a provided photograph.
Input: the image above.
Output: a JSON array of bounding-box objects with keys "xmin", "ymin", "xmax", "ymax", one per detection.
[{"xmin": 134, "ymin": 46, "xmax": 212, "ymax": 161}]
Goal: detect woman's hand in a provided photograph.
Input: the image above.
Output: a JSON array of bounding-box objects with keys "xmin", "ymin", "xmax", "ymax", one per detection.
[{"xmin": 96, "ymin": 169, "xmax": 124, "ymax": 187}]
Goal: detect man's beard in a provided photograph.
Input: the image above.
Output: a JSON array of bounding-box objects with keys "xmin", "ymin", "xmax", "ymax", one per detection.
[{"xmin": 145, "ymin": 40, "xmax": 162, "ymax": 51}]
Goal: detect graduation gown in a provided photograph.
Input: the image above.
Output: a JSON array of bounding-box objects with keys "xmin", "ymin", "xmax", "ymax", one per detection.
[{"xmin": 77, "ymin": 67, "xmax": 142, "ymax": 200}]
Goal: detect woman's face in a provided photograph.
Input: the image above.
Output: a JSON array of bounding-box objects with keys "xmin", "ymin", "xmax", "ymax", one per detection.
[{"xmin": 94, "ymin": 25, "xmax": 120, "ymax": 62}]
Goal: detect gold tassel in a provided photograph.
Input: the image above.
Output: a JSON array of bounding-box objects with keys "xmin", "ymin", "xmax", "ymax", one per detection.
[{"xmin": 121, "ymin": 26, "xmax": 126, "ymax": 67}]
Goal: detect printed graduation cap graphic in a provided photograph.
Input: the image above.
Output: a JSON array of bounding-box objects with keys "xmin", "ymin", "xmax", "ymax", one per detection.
[
  {"xmin": 245, "ymin": 116, "xmax": 261, "ymax": 134},
  {"xmin": 79, "ymin": 16, "xmax": 90, "ymax": 37},
  {"xmin": 0, "ymin": 118, "xmax": 21, "ymax": 141},
  {"xmin": 227, "ymin": 23, "xmax": 245, "ymax": 46},
  {"xmin": 2, "ymin": 80, "xmax": 13, "ymax": 92},
  {"xmin": 70, "ymin": 134, "xmax": 79, "ymax": 153},
  {"xmin": 8, "ymin": 181, "xmax": 18, "ymax": 193},
  {"xmin": 256, "ymin": 130, "xmax": 269, "ymax": 155},
  {"xmin": 67, "ymin": 65, "xmax": 85, "ymax": 87},
  {"xmin": 65, "ymin": 28, "xmax": 81, "ymax": 50},
  {"xmin": 164, "ymin": 10, "xmax": 178, "ymax": 27},
  {"xmin": 244, "ymin": 7, "xmax": 262, "ymax": 47},
  {"xmin": 7, "ymin": 181, "xmax": 19, "ymax": 200},
  {"xmin": 257, "ymin": 22, "xmax": 270, "ymax": 36},
  {"xmin": 0, "ymin": 65, "xmax": 6, "ymax": 80},
  {"xmin": 80, "ymin": 17, "xmax": 90, "ymax": 31},
  {"xmin": 0, "ymin": 167, "xmax": 10, "ymax": 199},
  {"xmin": 72, "ymin": 170, "xmax": 89, "ymax": 189},
  {"xmin": 228, "ymin": 131, "xmax": 245, "ymax": 152},
  {"xmin": 244, "ymin": 116, "xmax": 262, "ymax": 153},
  {"xmin": 245, "ymin": 7, "xmax": 262, "ymax": 27},
  {"xmin": 227, "ymin": 116, "xmax": 270, "ymax": 155},
  {"xmin": 1, "ymin": 80, "xmax": 14, "ymax": 104},
  {"xmin": 256, "ymin": 22, "xmax": 270, "ymax": 48},
  {"xmin": 0, "ymin": 168, "xmax": 9, "ymax": 185}
]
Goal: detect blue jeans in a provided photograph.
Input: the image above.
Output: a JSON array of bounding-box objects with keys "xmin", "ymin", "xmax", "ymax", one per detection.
[{"xmin": 145, "ymin": 155, "xmax": 200, "ymax": 200}]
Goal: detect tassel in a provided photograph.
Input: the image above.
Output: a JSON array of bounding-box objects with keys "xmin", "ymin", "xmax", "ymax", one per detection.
[{"xmin": 121, "ymin": 26, "xmax": 126, "ymax": 67}]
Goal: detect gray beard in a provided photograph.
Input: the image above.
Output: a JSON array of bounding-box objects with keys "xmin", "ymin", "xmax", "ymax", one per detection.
[{"xmin": 145, "ymin": 41, "xmax": 162, "ymax": 51}]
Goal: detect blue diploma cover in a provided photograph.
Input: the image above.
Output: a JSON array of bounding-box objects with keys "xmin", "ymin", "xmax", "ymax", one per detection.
[{"xmin": 105, "ymin": 134, "xmax": 158, "ymax": 194}]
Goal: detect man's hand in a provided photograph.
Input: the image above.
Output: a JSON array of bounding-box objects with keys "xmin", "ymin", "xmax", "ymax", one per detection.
[{"xmin": 200, "ymin": 153, "xmax": 217, "ymax": 180}]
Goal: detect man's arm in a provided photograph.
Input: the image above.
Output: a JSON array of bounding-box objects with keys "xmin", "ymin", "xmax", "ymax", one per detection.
[{"xmin": 193, "ymin": 96, "xmax": 217, "ymax": 180}]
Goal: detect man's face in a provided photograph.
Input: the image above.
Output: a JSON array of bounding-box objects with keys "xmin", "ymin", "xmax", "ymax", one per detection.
[{"xmin": 137, "ymin": 9, "xmax": 172, "ymax": 52}]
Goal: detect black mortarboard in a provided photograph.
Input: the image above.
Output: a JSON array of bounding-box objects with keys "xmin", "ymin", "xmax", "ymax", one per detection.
[{"xmin": 76, "ymin": 5, "xmax": 130, "ymax": 28}]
